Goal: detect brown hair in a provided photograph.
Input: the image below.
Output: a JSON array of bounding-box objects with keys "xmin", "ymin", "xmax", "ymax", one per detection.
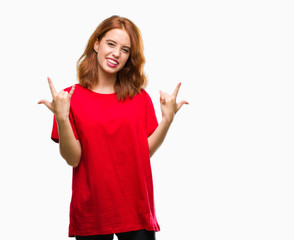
[{"xmin": 77, "ymin": 15, "xmax": 147, "ymax": 100}]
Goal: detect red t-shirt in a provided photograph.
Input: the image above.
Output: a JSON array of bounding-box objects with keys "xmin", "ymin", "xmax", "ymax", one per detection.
[{"xmin": 51, "ymin": 84, "xmax": 160, "ymax": 237}]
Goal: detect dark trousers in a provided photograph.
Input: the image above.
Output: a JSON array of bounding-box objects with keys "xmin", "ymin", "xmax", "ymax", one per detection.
[{"xmin": 75, "ymin": 229, "xmax": 156, "ymax": 240}]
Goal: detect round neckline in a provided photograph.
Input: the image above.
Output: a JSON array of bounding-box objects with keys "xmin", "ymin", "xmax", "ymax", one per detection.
[{"xmin": 77, "ymin": 84, "xmax": 116, "ymax": 96}]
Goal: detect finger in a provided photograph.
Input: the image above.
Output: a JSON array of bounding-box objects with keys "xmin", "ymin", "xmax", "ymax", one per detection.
[
  {"xmin": 159, "ymin": 90, "xmax": 166, "ymax": 103},
  {"xmin": 176, "ymin": 100, "xmax": 189, "ymax": 113},
  {"xmin": 38, "ymin": 99, "xmax": 52, "ymax": 111},
  {"xmin": 47, "ymin": 77, "xmax": 57, "ymax": 98},
  {"xmin": 60, "ymin": 90, "xmax": 68, "ymax": 97},
  {"xmin": 160, "ymin": 91, "xmax": 170, "ymax": 98},
  {"xmin": 172, "ymin": 82, "xmax": 182, "ymax": 98},
  {"xmin": 68, "ymin": 85, "xmax": 75, "ymax": 99}
]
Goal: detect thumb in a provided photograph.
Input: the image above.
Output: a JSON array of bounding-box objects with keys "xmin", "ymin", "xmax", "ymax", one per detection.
[
  {"xmin": 176, "ymin": 100, "xmax": 189, "ymax": 113},
  {"xmin": 38, "ymin": 99, "xmax": 52, "ymax": 111}
]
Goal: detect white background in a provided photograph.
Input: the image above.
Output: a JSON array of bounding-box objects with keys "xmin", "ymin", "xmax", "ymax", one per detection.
[{"xmin": 0, "ymin": 0, "xmax": 293, "ymax": 239}]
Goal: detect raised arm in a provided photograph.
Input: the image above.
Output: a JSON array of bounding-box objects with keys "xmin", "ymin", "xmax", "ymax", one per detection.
[
  {"xmin": 148, "ymin": 83, "xmax": 188, "ymax": 157},
  {"xmin": 38, "ymin": 77, "xmax": 82, "ymax": 167}
]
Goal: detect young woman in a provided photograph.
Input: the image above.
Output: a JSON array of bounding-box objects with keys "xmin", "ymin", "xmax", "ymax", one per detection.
[{"xmin": 39, "ymin": 15, "xmax": 188, "ymax": 240}]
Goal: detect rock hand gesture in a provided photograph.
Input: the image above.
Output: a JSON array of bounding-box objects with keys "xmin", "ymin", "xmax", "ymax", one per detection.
[
  {"xmin": 38, "ymin": 77, "xmax": 75, "ymax": 121},
  {"xmin": 148, "ymin": 82, "xmax": 188, "ymax": 157},
  {"xmin": 159, "ymin": 82, "xmax": 189, "ymax": 123},
  {"xmin": 38, "ymin": 77, "xmax": 81, "ymax": 167}
]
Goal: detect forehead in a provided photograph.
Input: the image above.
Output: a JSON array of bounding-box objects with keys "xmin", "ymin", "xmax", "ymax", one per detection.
[{"xmin": 103, "ymin": 28, "xmax": 131, "ymax": 47}]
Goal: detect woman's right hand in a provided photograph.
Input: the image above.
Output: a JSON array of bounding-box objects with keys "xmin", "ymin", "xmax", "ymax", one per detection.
[{"xmin": 38, "ymin": 77, "xmax": 75, "ymax": 121}]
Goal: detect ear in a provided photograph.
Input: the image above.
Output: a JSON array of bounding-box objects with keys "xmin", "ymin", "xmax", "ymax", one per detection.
[{"xmin": 94, "ymin": 40, "xmax": 99, "ymax": 53}]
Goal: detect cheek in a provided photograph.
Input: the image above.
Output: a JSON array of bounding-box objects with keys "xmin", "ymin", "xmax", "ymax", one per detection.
[
  {"xmin": 121, "ymin": 55, "xmax": 130, "ymax": 65},
  {"xmin": 97, "ymin": 49, "xmax": 106, "ymax": 63},
  {"xmin": 118, "ymin": 57, "xmax": 129, "ymax": 71},
  {"xmin": 97, "ymin": 46, "xmax": 108, "ymax": 57}
]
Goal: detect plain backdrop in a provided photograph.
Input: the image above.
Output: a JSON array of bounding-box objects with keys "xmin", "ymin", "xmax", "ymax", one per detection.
[{"xmin": 0, "ymin": 0, "xmax": 293, "ymax": 239}]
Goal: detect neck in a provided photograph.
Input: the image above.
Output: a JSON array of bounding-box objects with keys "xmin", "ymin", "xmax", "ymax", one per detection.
[{"xmin": 92, "ymin": 68, "xmax": 116, "ymax": 94}]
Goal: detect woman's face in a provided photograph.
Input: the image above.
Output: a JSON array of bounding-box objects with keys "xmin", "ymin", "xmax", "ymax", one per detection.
[{"xmin": 94, "ymin": 28, "xmax": 131, "ymax": 76}]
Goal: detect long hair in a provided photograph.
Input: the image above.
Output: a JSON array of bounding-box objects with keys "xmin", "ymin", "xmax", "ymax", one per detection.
[{"xmin": 77, "ymin": 15, "xmax": 147, "ymax": 100}]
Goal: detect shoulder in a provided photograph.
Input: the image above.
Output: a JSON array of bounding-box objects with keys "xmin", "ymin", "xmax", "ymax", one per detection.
[
  {"xmin": 63, "ymin": 84, "xmax": 80, "ymax": 93},
  {"xmin": 138, "ymin": 88, "xmax": 152, "ymax": 100},
  {"xmin": 135, "ymin": 88, "xmax": 156, "ymax": 108},
  {"xmin": 62, "ymin": 84, "xmax": 86, "ymax": 104},
  {"xmin": 131, "ymin": 88, "xmax": 151, "ymax": 104}
]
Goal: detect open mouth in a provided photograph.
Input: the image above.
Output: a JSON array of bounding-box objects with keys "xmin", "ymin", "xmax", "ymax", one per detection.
[{"xmin": 106, "ymin": 58, "xmax": 119, "ymax": 68}]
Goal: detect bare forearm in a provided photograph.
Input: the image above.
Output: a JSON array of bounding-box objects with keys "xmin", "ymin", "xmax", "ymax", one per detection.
[
  {"xmin": 148, "ymin": 83, "xmax": 187, "ymax": 157},
  {"xmin": 57, "ymin": 118, "xmax": 82, "ymax": 167},
  {"xmin": 148, "ymin": 118, "xmax": 173, "ymax": 157}
]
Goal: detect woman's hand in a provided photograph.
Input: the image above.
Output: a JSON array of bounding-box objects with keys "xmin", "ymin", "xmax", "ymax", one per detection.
[
  {"xmin": 159, "ymin": 82, "xmax": 188, "ymax": 123},
  {"xmin": 148, "ymin": 83, "xmax": 188, "ymax": 157},
  {"xmin": 38, "ymin": 77, "xmax": 75, "ymax": 121}
]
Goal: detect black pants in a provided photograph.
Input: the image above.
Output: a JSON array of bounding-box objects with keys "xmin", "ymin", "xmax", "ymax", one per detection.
[{"xmin": 75, "ymin": 229, "xmax": 156, "ymax": 240}]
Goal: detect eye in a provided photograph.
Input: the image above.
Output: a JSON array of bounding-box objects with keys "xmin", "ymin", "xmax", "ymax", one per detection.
[
  {"xmin": 107, "ymin": 42, "xmax": 115, "ymax": 47},
  {"xmin": 122, "ymin": 48, "xmax": 129, "ymax": 54}
]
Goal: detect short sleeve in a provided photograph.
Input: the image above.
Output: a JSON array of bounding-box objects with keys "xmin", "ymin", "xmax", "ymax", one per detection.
[
  {"xmin": 145, "ymin": 91, "xmax": 158, "ymax": 137},
  {"xmin": 51, "ymin": 109, "xmax": 79, "ymax": 143}
]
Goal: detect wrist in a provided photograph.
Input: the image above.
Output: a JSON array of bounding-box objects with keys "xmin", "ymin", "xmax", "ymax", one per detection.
[
  {"xmin": 162, "ymin": 115, "xmax": 174, "ymax": 125},
  {"xmin": 56, "ymin": 115, "xmax": 70, "ymax": 124}
]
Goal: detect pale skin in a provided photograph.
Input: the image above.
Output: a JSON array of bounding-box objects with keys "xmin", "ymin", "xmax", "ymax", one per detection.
[
  {"xmin": 38, "ymin": 78, "xmax": 82, "ymax": 167},
  {"xmin": 149, "ymin": 82, "xmax": 188, "ymax": 157},
  {"xmin": 38, "ymin": 29, "xmax": 188, "ymax": 166}
]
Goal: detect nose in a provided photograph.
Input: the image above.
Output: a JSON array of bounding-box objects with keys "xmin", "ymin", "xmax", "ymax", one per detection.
[{"xmin": 112, "ymin": 47, "xmax": 120, "ymax": 58}]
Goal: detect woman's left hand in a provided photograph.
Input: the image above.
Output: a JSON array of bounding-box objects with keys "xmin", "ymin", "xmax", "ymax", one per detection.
[{"xmin": 159, "ymin": 82, "xmax": 188, "ymax": 123}]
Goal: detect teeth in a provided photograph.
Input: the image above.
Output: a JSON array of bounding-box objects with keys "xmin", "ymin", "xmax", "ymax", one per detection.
[{"xmin": 107, "ymin": 59, "xmax": 118, "ymax": 65}]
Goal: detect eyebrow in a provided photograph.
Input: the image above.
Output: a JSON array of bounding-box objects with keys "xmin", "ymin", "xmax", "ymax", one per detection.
[{"xmin": 106, "ymin": 39, "xmax": 131, "ymax": 49}]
